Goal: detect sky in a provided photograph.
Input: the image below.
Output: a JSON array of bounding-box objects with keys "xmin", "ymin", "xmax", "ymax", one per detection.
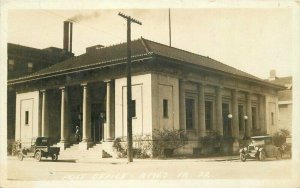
[{"xmin": 6, "ymin": 7, "xmax": 297, "ymax": 79}]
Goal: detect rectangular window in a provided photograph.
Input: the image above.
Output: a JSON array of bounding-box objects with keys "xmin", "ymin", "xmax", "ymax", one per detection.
[
  {"xmin": 163, "ymin": 99, "xmax": 168, "ymax": 118},
  {"xmin": 238, "ymin": 105, "xmax": 244, "ymax": 131},
  {"xmin": 27, "ymin": 62, "xmax": 33, "ymax": 73},
  {"xmin": 131, "ymin": 100, "xmax": 136, "ymax": 118},
  {"xmin": 271, "ymin": 112, "xmax": 274, "ymax": 125},
  {"xmin": 186, "ymin": 98, "xmax": 195, "ymax": 130},
  {"xmin": 8, "ymin": 59, "xmax": 15, "ymax": 71},
  {"xmin": 25, "ymin": 111, "xmax": 29, "ymax": 125},
  {"xmin": 205, "ymin": 101, "xmax": 213, "ymax": 130}
]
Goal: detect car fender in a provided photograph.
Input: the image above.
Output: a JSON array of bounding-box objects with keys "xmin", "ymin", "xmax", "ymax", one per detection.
[{"xmin": 258, "ymin": 148, "xmax": 264, "ymax": 152}]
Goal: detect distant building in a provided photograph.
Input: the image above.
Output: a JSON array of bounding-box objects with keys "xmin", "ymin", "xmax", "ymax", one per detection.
[
  {"xmin": 7, "ymin": 43, "xmax": 73, "ymax": 141},
  {"xmin": 268, "ymin": 70, "xmax": 292, "ymax": 133},
  {"xmin": 8, "ymin": 38, "xmax": 284, "ymax": 156}
]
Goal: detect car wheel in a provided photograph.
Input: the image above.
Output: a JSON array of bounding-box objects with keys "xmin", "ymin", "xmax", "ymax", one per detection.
[
  {"xmin": 17, "ymin": 152, "xmax": 23, "ymax": 161},
  {"xmin": 52, "ymin": 154, "xmax": 58, "ymax": 161},
  {"xmin": 240, "ymin": 153, "xmax": 247, "ymax": 162},
  {"xmin": 259, "ymin": 150, "xmax": 266, "ymax": 161},
  {"xmin": 35, "ymin": 151, "xmax": 42, "ymax": 162}
]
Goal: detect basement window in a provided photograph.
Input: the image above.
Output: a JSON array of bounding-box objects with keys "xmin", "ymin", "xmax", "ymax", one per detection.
[
  {"xmin": 163, "ymin": 99, "xmax": 168, "ymax": 118},
  {"xmin": 25, "ymin": 111, "xmax": 29, "ymax": 125}
]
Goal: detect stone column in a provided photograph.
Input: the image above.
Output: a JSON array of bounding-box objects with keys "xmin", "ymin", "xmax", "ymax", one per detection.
[
  {"xmin": 231, "ymin": 89, "xmax": 239, "ymax": 138},
  {"xmin": 41, "ymin": 90, "xmax": 48, "ymax": 137},
  {"xmin": 104, "ymin": 80, "xmax": 114, "ymax": 141},
  {"xmin": 215, "ymin": 86, "xmax": 223, "ymax": 135},
  {"xmin": 79, "ymin": 83, "xmax": 91, "ymax": 150},
  {"xmin": 179, "ymin": 79, "xmax": 186, "ymax": 130},
  {"xmin": 198, "ymin": 83, "xmax": 205, "ymax": 137},
  {"xmin": 246, "ymin": 92, "xmax": 253, "ymax": 138},
  {"xmin": 258, "ymin": 94, "xmax": 266, "ymax": 134},
  {"xmin": 57, "ymin": 87, "xmax": 69, "ymax": 149}
]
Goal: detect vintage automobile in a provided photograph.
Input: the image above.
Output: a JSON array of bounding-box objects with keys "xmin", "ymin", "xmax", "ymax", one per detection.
[
  {"xmin": 17, "ymin": 137, "xmax": 60, "ymax": 162},
  {"xmin": 239, "ymin": 136, "xmax": 281, "ymax": 162}
]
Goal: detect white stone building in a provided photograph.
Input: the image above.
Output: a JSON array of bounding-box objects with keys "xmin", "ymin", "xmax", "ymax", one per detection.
[{"xmin": 8, "ymin": 38, "xmax": 284, "ymax": 156}]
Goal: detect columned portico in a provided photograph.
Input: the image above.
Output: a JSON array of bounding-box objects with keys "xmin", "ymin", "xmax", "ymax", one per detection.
[
  {"xmin": 245, "ymin": 92, "xmax": 253, "ymax": 137},
  {"xmin": 41, "ymin": 90, "xmax": 48, "ymax": 137},
  {"xmin": 57, "ymin": 87, "xmax": 70, "ymax": 149},
  {"xmin": 104, "ymin": 80, "xmax": 115, "ymax": 141},
  {"xmin": 79, "ymin": 83, "xmax": 92, "ymax": 150},
  {"xmin": 198, "ymin": 83, "xmax": 205, "ymax": 136},
  {"xmin": 215, "ymin": 86, "xmax": 223, "ymax": 135},
  {"xmin": 231, "ymin": 89, "xmax": 239, "ymax": 138},
  {"xmin": 179, "ymin": 79, "xmax": 186, "ymax": 130},
  {"xmin": 258, "ymin": 94, "xmax": 266, "ymax": 134}
]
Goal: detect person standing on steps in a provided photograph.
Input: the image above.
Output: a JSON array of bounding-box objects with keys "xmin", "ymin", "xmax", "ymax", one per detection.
[{"xmin": 75, "ymin": 125, "xmax": 81, "ymax": 144}]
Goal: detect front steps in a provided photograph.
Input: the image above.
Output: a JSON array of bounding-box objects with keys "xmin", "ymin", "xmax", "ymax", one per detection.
[{"xmin": 58, "ymin": 143, "xmax": 103, "ymax": 160}]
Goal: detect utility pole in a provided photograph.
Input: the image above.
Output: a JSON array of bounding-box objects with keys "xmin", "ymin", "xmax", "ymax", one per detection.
[
  {"xmin": 118, "ymin": 12, "xmax": 142, "ymax": 162},
  {"xmin": 169, "ymin": 8, "xmax": 172, "ymax": 47}
]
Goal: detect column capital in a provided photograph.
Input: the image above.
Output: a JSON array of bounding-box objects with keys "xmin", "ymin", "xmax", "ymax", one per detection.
[
  {"xmin": 104, "ymin": 79, "xmax": 112, "ymax": 83},
  {"xmin": 59, "ymin": 86, "xmax": 66, "ymax": 90},
  {"xmin": 81, "ymin": 83, "xmax": 88, "ymax": 87}
]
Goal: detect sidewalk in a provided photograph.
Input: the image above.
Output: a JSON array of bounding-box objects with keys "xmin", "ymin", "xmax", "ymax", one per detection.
[
  {"xmin": 75, "ymin": 155, "xmax": 240, "ymax": 164},
  {"xmin": 7, "ymin": 155, "xmax": 240, "ymax": 164}
]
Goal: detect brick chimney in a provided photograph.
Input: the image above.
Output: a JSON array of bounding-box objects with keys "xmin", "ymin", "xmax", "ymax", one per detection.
[
  {"xmin": 269, "ymin": 69, "xmax": 277, "ymax": 81},
  {"xmin": 63, "ymin": 21, "xmax": 73, "ymax": 53}
]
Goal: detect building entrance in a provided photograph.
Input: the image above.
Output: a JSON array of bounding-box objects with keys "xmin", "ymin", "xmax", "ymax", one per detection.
[{"xmin": 91, "ymin": 103, "xmax": 105, "ymax": 142}]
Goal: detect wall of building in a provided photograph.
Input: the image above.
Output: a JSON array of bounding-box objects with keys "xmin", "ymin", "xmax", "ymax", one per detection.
[
  {"xmin": 151, "ymin": 74, "xmax": 180, "ymax": 131},
  {"xmin": 278, "ymin": 104, "xmax": 292, "ymax": 132},
  {"xmin": 15, "ymin": 91, "xmax": 40, "ymax": 146},
  {"xmin": 115, "ymin": 74, "xmax": 152, "ymax": 138},
  {"xmin": 265, "ymin": 95, "xmax": 279, "ymax": 135}
]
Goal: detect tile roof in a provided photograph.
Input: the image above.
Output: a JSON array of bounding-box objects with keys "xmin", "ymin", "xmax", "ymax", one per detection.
[
  {"xmin": 268, "ymin": 76, "xmax": 292, "ymax": 86},
  {"xmin": 8, "ymin": 37, "xmax": 283, "ymax": 89}
]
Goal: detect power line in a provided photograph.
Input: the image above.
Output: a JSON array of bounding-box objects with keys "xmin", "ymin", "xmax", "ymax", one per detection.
[{"xmin": 39, "ymin": 10, "xmax": 124, "ymax": 40}]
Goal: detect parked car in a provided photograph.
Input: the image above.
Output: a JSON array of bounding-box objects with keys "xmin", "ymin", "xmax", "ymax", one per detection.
[
  {"xmin": 17, "ymin": 137, "xmax": 60, "ymax": 162},
  {"xmin": 239, "ymin": 136, "xmax": 281, "ymax": 162}
]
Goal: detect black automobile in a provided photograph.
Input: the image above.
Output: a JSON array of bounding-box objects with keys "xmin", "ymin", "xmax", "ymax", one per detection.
[
  {"xmin": 17, "ymin": 137, "xmax": 60, "ymax": 162},
  {"xmin": 239, "ymin": 136, "xmax": 281, "ymax": 162}
]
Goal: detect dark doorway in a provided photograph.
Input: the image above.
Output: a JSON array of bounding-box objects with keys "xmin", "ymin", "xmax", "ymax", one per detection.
[
  {"xmin": 222, "ymin": 103, "xmax": 231, "ymax": 136},
  {"xmin": 91, "ymin": 103, "xmax": 104, "ymax": 142}
]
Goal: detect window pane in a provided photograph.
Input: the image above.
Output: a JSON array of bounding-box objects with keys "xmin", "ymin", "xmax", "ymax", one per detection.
[
  {"xmin": 163, "ymin": 99, "xmax": 168, "ymax": 118},
  {"xmin": 25, "ymin": 111, "xmax": 29, "ymax": 125},
  {"xmin": 131, "ymin": 100, "xmax": 136, "ymax": 118},
  {"xmin": 205, "ymin": 101, "xmax": 213, "ymax": 130},
  {"xmin": 186, "ymin": 99, "xmax": 195, "ymax": 130}
]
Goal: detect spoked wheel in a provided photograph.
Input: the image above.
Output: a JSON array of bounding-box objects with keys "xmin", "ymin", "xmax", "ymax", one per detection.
[
  {"xmin": 240, "ymin": 153, "xmax": 247, "ymax": 162},
  {"xmin": 35, "ymin": 151, "xmax": 42, "ymax": 162},
  {"xmin": 52, "ymin": 154, "xmax": 58, "ymax": 161},
  {"xmin": 259, "ymin": 150, "xmax": 266, "ymax": 161},
  {"xmin": 17, "ymin": 152, "xmax": 23, "ymax": 161}
]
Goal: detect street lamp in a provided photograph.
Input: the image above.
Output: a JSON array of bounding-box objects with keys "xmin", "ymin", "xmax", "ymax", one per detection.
[
  {"xmin": 227, "ymin": 114, "xmax": 232, "ymax": 136},
  {"xmin": 244, "ymin": 115, "xmax": 248, "ymax": 139}
]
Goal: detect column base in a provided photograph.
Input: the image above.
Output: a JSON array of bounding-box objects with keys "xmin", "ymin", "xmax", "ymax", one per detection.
[
  {"xmin": 57, "ymin": 141, "xmax": 70, "ymax": 150},
  {"xmin": 79, "ymin": 140, "xmax": 93, "ymax": 150}
]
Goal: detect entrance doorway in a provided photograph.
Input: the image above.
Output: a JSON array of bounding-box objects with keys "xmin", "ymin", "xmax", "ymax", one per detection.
[{"xmin": 91, "ymin": 103, "xmax": 104, "ymax": 142}]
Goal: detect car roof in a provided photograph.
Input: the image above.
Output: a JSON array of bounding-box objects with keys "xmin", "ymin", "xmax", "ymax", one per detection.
[{"xmin": 251, "ymin": 136, "xmax": 272, "ymax": 139}]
